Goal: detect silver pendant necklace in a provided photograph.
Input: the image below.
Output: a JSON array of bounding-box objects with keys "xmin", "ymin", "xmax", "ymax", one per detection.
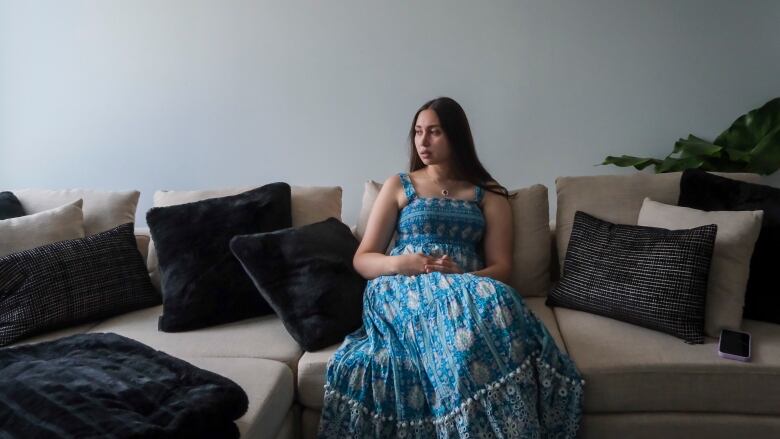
[{"xmin": 428, "ymin": 170, "xmax": 451, "ymax": 198}]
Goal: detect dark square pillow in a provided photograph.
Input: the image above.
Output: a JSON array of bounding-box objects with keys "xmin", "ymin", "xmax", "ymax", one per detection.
[
  {"xmin": 230, "ymin": 218, "xmax": 366, "ymax": 351},
  {"xmin": 147, "ymin": 183, "xmax": 291, "ymax": 332},
  {"xmin": 0, "ymin": 191, "xmax": 25, "ymax": 220},
  {"xmin": 546, "ymin": 211, "xmax": 717, "ymax": 344},
  {"xmin": 679, "ymin": 169, "xmax": 780, "ymax": 323},
  {"xmin": 0, "ymin": 223, "xmax": 160, "ymax": 347}
]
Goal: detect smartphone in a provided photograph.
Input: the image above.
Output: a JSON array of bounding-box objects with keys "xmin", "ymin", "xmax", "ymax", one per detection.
[{"xmin": 718, "ymin": 329, "xmax": 751, "ymax": 362}]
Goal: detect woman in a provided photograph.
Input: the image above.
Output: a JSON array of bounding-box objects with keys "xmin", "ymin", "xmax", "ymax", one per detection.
[{"xmin": 319, "ymin": 97, "xmax": 583, "ymax": 438}]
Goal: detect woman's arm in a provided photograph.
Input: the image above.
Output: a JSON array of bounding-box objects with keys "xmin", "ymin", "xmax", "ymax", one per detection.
[
  {"xmin": 353, "ymin": 175, "xmax": 433, "ymax": 279},
  {"xmin": 471, "ymin": 190, "xmax": 513, "ymax": 283}
]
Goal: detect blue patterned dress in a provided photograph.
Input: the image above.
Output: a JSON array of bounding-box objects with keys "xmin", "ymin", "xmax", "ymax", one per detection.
[{"xmin": 319, "ymin": 173, "xmax": 583, "ymax": 438}]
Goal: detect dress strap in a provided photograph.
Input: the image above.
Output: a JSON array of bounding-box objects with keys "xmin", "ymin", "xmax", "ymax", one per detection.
[
  {"xmin": 398, "ymin": 173, "xmax": 416, "ymax": 201},
  {"xmin": 474, "ymin": 185, "xmax": 485, "ymax": 203}
]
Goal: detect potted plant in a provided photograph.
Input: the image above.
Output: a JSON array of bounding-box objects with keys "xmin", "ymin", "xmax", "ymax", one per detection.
[{"xmin": 601, "ymin": 97, "xmax": 780, "ymax": 175}]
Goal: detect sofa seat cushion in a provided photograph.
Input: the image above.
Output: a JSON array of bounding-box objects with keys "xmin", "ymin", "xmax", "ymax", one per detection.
[
  {"xmin": 554, "ymin": 307, "xmax": 780, "ymax": 415},
  {"xmin": 87, "ymin": 305, "xmax": 303, "ymax": 373},
  {"xmin": 297, "ymin": 344, "xmax": 339, "ymax": 410},
  {"xmin": 295, "ymin": 296, "xmax": 566, "ymax": 410},
  {"xmin": 580, "ymin": 413, "xmax": 780, "ymax": 439},
  {"xmin": 9, "ymin": 323, "xmax": 99, "ymax": 347},
  {"xmin": 183, "ymin": 356, "xmax": 294, "ymax": 439}
]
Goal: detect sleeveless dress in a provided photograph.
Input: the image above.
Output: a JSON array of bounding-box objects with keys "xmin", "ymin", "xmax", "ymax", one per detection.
[{"xmin": 318, "ymin": 173, "xmax": 584, "ymax": 438}]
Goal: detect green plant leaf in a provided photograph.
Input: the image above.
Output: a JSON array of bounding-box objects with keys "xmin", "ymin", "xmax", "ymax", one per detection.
[
  {"xmin": 721, "ymin": 147, "xmax": 752, "ymax": 163},
  {"xmin": 746, "ymin": 125, "xmax": 780, "ymax": 175},
  {"xmin": 672, "ymin": 136, "xmax": 722, "ymax": 158},
  {"xmin": 600, "ymin": 155, "xmax": 661, "ymax": 170},
  {"xmin": 714, "ymin": 97, "xmax": 780, "ymax": 151},
  {"xmin": 655, "ymin": 156, "xmax": 705, "ymax": 173}
]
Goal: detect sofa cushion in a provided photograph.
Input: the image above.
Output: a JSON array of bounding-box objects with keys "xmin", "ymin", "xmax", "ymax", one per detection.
[
  {"xmin": 0, "ymin": 191, "xmax": 25, "ymax": 220},
  {"xmin": 295, "ymin": 297, "xmax": 565, "ymax": 410},
  {"xmin": 638, "ymin": 198, "xmax": 763, "ymax": 336},
  {"xmin": 147, "ymin": 185, "xmax": 343, "ymax": 290},
  {"xmin": 8, "ymin": 323, "xmax": 100, "ymax": 347},
  {"xmin": 548, "ymin": 211, "xmax": 717, "ymax": 344},
  {"xmin": 0, "ymin": 199, "xmax": 85, "ymax": 258},
  {"xmin": 147, "ymin": 184, "xmax": 292, "ymax": 332},
  {"xmin": 87, "ymin": 305, "xmax": 303, "ymax": 374},
  {"xmin": 356, "ymin": 180, "xmax": 551, "ymax": 297},
  {"xmin": 183, "ymin": 356, "xmax": 294, "ymax": 439},
  {"xmin": 554, "ymin": 306, "xmax": 780, "ymax": 415},
  {"xmin": 0, "ymin": 223, "xmax": 160, "ymax": 347},
  {"xmin": 579, "ymin": 413, "xmax": 780, "ymax": 439},
  {"xmin": 302, "ymin": 408, "xmax": 322, "ymax": 439},
  {"xmin": 679, "ymin": 169, "xmax": 780, "ymax": 324},
  {"xmin": 13, "ymin": 189, "xmax": 140, "ymax": 236},
  {"xmin": 554, "ymin": 172, "xmax": 760, "ymax": 269},
  {"xmin": 296, "ymin": 344, "xmax": 339, "ymax": 410},
  {"xmin": 134, "ymin": 230, "xmax": 150, "ymax": 264},
  {"xmin": 231, "ymin": 218, "xmax": 365, "ymax": 352}
]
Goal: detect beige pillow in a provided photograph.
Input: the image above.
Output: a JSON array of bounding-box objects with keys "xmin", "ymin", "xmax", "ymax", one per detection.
[
  {"xmin": 638, "ymin": 198, "xmax": 763, "ymax": 337},
  {"xmin": 146, "ymin": 185, "xmax": 343, "ymax": 290},
  {"xmin": 355, "ymin": 180, "xmax": 397, "ymax": 254},
  {"xmin": 13, "ymin": 189, "xmax": 140, "ymax": 236},
  {"xmin": 356, "ymin": 180, "xmax": 382, "ymax": 241},
  {"xmin": 555, "ymin": 172, "xmax": 760, "ymax": 270},
  {"xmin": 356, "ymin": 180, "xmax": 551, "ymax": 297},
  {"xmin": 0, "ymin": 199, "xmax": 85, "ymax": 257}
]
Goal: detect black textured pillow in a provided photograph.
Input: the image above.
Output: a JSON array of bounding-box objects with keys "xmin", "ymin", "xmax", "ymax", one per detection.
[
  {"xmin": 0, "ymin": 191, "xmax": 25, "ymax": 220},
  {"xmin": 147, "ymin": 183, "xmax": 291, "ymax": 332},
  {"xmin": 0, "ymin": 223, "xmax": 160, "ymax": 347},
  {"xmin": 547, "ymin": 211, "xmax": 717, "ymax": 343},
  {"xmin": 679, "ymin": 169, "xmax": 780, "ymax": 324},
  {"xmin": 230, "ymin": 218, "xmax": 366, "ymax": 351}
]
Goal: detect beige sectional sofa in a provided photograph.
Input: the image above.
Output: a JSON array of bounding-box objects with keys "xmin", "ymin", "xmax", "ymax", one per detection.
[{"xmin": 9, "ymin": 171, "xmax": 780, "ymax": 438}]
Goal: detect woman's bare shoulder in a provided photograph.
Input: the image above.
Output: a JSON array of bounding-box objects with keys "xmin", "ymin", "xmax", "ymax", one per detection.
[
  {"xmin": 382, "ymin": 174, "xmax": 403, "ymax": 188},
  {"xmin": 481, "ymin": 185, "xmax": 510, "ymax": 207},
  {"xmin": 376, "ymin": 174, "xmax": 406, "ymax": 206}
]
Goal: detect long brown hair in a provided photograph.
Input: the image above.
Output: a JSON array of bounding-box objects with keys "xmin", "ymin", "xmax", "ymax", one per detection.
[{"xmin": 408, "ymin": 97, "xmax": 510, "ymax": 198}]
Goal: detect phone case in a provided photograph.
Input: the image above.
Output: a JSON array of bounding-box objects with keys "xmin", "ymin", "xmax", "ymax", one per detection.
[{"xmin": 718, "ymin": 330, "xmax": 751, "ymax": 362}]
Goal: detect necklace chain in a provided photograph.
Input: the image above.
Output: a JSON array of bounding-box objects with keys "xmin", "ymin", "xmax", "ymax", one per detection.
[
  {"xmin": 432, "ymin": 178, "xmax": 450, "ymax": 198},
  {"xmin": 427, "ymin": 170, "xmax": 453, "ymax": 198}
]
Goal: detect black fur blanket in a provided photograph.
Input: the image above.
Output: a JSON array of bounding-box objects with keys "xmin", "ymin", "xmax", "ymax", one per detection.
[{"xmin": 0, "ymin": 333, "xmax": 248, "ymax": 438}]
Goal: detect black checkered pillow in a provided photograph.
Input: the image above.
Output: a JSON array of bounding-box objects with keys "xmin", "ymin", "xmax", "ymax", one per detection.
[
  {"xmin": 0, "ymin": 223, "xmax": 160, "ymax": 346},
  {"xmin": 547, "ymin": 211, "xmax": 717, "ymax": 343}
]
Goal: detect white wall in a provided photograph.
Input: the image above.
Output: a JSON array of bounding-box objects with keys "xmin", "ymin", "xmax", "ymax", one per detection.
[{"xmin": 2, "ymin": 0, "xmax": 779, "ymax": 226}]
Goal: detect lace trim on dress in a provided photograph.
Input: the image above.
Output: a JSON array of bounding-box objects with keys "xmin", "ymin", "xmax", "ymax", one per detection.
[{"xmin": 322, "ymin": 350, "xmax": 585, "ymax": 428}]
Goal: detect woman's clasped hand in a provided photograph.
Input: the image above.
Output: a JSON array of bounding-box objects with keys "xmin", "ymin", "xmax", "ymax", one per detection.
[{"xmin": 392, "ymin": 253, "xmax": 464, "ymax": 275}]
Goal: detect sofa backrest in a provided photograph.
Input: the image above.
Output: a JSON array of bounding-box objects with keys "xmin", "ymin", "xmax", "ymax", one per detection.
[
  {"xmin": 356, "ymin": 180, "xmax": 552, "ymax": 297},
  {"xmin": 12, "ymin": 189, "xmax": 140, "ymax": 236},
  {"xmin": 554, "ymin": 172, "xmax": 761, "ymax": 272},
  {"xmin": 134, "ymin": 231, "xmax": 151, "ymax": 264},
  {"xmin": 145, "ymin": 186, "xmax": 343, "ymax": 291}
]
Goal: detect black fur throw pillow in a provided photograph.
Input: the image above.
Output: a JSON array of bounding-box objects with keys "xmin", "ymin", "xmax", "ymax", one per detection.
[
  {"xmin": 679, "ymin": 169, "xmax": 780, "ymax": 324},
  {"xmin": 230, "ymin": 218, "xmax": 365, "ymax": 351},
  {"xmin": 0, "ymin": 192, "xmax": 25, "ymax": 220},
  {"xmin": 147, "ymin": 183, "xmax": 291, "ymax": 332}
]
